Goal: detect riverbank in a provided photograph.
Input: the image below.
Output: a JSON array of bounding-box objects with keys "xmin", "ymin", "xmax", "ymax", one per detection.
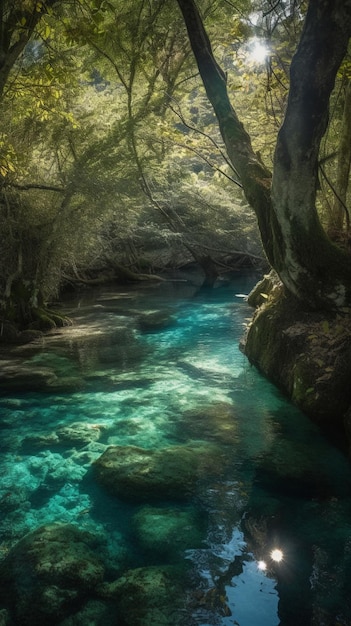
[{"xmin": 242, "ymin": 272, "xmax": 351, "ymax": 453}]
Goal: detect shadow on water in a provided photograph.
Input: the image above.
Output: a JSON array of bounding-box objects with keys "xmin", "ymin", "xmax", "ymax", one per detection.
[{"xmin": 0, "ymin": 272, "xmax": 351, "ymax": 625}]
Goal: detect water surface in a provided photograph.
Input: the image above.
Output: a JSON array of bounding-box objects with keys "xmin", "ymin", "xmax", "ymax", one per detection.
[{"xmin": 0, "ymin": 273, "xmax": 351, "ymax": 625}]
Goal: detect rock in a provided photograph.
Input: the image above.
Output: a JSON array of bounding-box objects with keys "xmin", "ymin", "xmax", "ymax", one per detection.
[
  {"xmin": 243, "ymin": 292, "xmax": 351, "ymax": 427},
  {"xmin": 0, "ymin": 326, "xmax": 43, "ymax": 345},
  {"xmin": 133, "ymin": 505, "xmax": 205, "ymax": 558},
  {"xmin": 247, "ymin": 270, "xmax": 283, "ymax": 308},
  {"xmin": 58, "ymin": 599, "xmax": 117, "ymax": 625},
  {"xmin": 21, "ymin": 422, "xmax": 104, "ymax": 452},
  {"xmin": 93, "ymin": 442, "xmax": 224, "ymax": 502},
  {"xmin": 179, "ymin": 402, "xmax": 238, "ymax": 445},
  {"xmin": 17, "ymin": 329, "xmax": 44, "ymax": 343},
  {"xmin": 0, "ymin": 523, "xmax": 105, "ymax": 625},
  {"xmin": 0, "ymin": 362, "xmax": 57, "ymax": 391},
  {"xmin": 97, "ymin": 327, "xmax": 148, "ymax": 365},
  {"xmin": 97, "ymin": 565, "xmax": 185, "ymax": 625},
  {"xmin": 46, "ymin": 377, "xmax": 83, "ymax": 392},
  {"xmin": 138, "ymin": 309, "xmax": 176, "ymax": 332},
  {"xmin": 56, "ymin": 422, "xmax": 104, "ymax": 447},
  {"xmin": 0, "ymin": 609, "xmax": 10, "ymax": 626}
]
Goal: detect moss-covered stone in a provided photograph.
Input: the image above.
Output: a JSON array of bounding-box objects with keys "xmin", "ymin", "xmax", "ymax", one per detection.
[
  {"xmin": 133, "ymin": 505, "xmax": 206, "ymax": 558},
  {"xmin": 93, "ymin": 442, "xmax": 225, "ymax": 502},
  {"xmin": 243, "ymin": 284, "xmax": 351, "ymax": 434},
  {"xmin": 97, "ymin": 565, "xmax": 185, "ymax": 626},
  {"xmin": 0, "ymin": 523, "xmax": 105, "ymax": 626},
  {"xmin": 178, "ymin": 402, "xmax": 238, "ymax": 445}
]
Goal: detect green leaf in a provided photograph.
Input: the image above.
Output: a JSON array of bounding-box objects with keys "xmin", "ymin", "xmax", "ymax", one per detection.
[{"xmin": 321, "ymin": 320, "xmax": 329, "ymax": 334}]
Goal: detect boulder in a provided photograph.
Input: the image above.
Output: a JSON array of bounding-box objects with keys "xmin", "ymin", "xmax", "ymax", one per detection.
[
  {"xmin": 0, "ymin": 523, "xmax": 105, "ymax": 625},
  {"xmin": 243, "ymin": 291, "xmax": 351, "ymax": 428},
  {"xmin": 93, "ymin": 442, "xmax": 224, "ymax": 502},
  {"xmin": 179, "ymin": 402, "xmax": 238, "ymax": 445},
  {"xmin": 133, "ymin": 505, "xmax": 205, "ymax": 558},
  {"xmin": 97, "ymin": 565, "xmax": 185, "ymax": 626},
  {"xmin": 58, "ymin": 599, "xmax": 117, "ymax": 626}
]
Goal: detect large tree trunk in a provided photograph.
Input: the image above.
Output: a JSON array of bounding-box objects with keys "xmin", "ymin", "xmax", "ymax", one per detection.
[{"xmin": 176, "ymin": 0, "xmax": 351, "ymax": 309}]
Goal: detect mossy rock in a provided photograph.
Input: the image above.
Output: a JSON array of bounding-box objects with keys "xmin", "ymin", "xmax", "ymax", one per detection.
[
  {"xmin": 58, "ymin": 599, "xmax": 117, "ymax": 626},
  {"xmin": 133, "ymin": 505, "xmax": 206, "ymax": 558},
  {"xmin": 0, "ymin": 523, "xmax": 105, "ymax": 625},
  {"xmin": 179, "ymin": 402, "xmax": 238, "ymax": 445},
  {"xmin": 243, "ymin": 293, "xmax": 351, "ymax": 428},
  {"xmin": 93, "ymin": 442, "xmax": 225, "ymax": 502},
  {"xmin": 97, "ymin": 565, "xmax": 185, "ymax": 626}
]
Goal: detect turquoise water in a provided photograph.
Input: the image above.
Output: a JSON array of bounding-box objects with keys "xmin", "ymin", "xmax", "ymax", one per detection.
[{"xmin": 1, "ymin": 273, "xmax": 351, "ymax": 625}]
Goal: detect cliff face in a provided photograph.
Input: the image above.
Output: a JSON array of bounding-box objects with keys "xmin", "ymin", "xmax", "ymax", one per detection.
[{"xmin": 242, "ymin": 273, "xmax": 351, "ymax": 450}]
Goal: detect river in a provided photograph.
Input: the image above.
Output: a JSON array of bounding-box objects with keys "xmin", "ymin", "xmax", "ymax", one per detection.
[{"xmin": 0, "ymin": 272, "xmax": 350, "ymax": 625}]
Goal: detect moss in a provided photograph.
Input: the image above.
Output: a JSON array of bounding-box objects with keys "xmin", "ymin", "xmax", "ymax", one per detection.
[
  {"xmin": 243, "ymin": 289, "xmax": 351, "ymax": 435},
  {"xmin": 29, "ymin": 308, "xmax": 71, "ymax": 331},
  {"xmin": 93, "ymin": 442, "xmax": 225, "ymax": 502},
  {"xmin": 291, "ymin": 358, "xmax": 319, "ymax": 410}
]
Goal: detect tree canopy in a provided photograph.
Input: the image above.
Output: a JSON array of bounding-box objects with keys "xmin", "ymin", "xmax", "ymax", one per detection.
[
  {"xmin": 177, "ymin": 0, "xmax": 351, "ymax": 308},
  {"xmin": 1, "ymin": 0, "xmax": 351, "ymax": 332}
]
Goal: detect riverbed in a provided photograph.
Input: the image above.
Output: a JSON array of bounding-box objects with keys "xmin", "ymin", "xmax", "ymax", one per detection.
[{"xmin": 0, "ymin": 272, "xmax": 350, "ymax": 625}]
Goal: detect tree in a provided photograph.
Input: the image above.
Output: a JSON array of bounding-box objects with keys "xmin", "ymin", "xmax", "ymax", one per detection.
[
  {"xmin": 0, "ymin": 0, "xmax": 60, "ymax": 99},
  {"xmin": 327, "ymin": 76, "xmax": 351, "ymax": 234},
  {"xmin": 176, "ymin": 0, "xmax": 351, "ymax": 309}
]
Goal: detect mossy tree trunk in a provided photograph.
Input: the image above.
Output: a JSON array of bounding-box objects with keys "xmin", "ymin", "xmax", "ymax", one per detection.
[
  {"xmin": 176, "ymin": 0, "xmax": 351, "ymax": 309},
  {"xmin": 328, "ymin": 78, "xmax": 351, "ymax": 233}
]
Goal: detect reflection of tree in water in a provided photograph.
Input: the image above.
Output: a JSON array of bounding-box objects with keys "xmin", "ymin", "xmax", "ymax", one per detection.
[
  {"xmin": 184, "ymin": 476, "xmax": 249, "ymax": 624},
  {"xmin": 242, "ymin": 468, "xmax": 351, "ymax": 625}
]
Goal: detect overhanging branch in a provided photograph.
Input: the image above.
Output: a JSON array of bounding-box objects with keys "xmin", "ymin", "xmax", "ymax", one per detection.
[{"xmin": 6, "ymin": 182, "xmax": 66, "ymax": 193}]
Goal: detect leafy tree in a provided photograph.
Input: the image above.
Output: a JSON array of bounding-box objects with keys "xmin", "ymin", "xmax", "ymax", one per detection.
[
  {"xmin": 62, "ymin": 0, "xmax": 262, "ymax": 282},
  {"xmin": 0, "ymin": 0, "xmax": 283, "ymax": 332},
  {"xmin": 176, "ymin": 0, "xmax": 351, "ymax": 309}
]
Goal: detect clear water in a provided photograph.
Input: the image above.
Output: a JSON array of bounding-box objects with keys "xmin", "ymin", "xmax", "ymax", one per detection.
[{"xmin": 1, "ymin": 273, "xmax": 351, "ymax": 625}]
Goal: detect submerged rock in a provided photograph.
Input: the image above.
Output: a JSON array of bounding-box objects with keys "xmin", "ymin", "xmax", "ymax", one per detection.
[
  {"xmin": 0, "ymin": 523, "xmax": 105, "ymax": 625},
  {"xmin": 56, "ymin": 422, "xmax": 104, "ymax": 447},
  {"xmin": 97, "ymin": 565, "xmax": 185, "ymax": 626},
  {"xmin": 138, "ymin": 309, "xmax": 176, "ymax": 332},
  {"xmin": 93, "ymin": 442, "xmax": 224, "ymax": 502},
  {"xmin": 179, "ymin": 402, "xmax": 238, "ymax": 445},
  {"xmin": 0, "ymin": 362, "xmax": 57, "ymax": 391},
  {"xmin": 58, "ymin": 599, "xmax": 117, "ymax": 626},
  {"xmin": 21, "ymin": 422, "xmax": 104, "ymax": 453},
  {"xmin": 133, "ymin": 505, "xmax": 206, "ymax": 558},
  {"xmin": 0, "ymin": 360, "xmax": 82, "ymax": 393}
]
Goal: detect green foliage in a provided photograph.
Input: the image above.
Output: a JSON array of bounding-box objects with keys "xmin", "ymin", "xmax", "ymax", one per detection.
[{"xmin": 4, "ymin": 0, "xmax": 344, "ymax": 325}]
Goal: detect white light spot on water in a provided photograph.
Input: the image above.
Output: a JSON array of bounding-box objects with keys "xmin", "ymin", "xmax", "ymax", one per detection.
[
  {"xmin": 271, "ymin": 548, "xmax": 283, "ymax": 562},
  {"xmin": 258, "ymin": 560, "xmax": 267, "ymax": 571}
]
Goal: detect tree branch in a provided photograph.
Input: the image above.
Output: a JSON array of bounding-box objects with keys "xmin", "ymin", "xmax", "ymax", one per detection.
[
  {"xmin": 175, "ymin": 0, "xmax": 273, "ymax": 258},
  {"xmin": 7, "ymin": 182, "xmax": 66, "ymax": 193}
]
